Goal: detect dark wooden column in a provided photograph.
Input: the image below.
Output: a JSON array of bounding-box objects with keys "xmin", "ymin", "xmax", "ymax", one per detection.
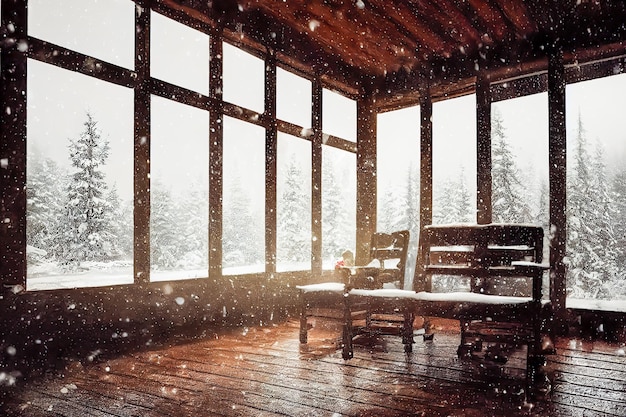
[
  {"xmin": 415, "ymin": 82, "xmax": 433, "ymax": 291},
  {"xmin": 311, "ymin": 79, "xmax": 323, "ymax": 275},
  {"xmin": 0, "ymin": 0, "xmax": 27, "ymax": 288},
  {"xmin": 476, "ymin": 75, "xmax": 492, "ymax": 225},
  {"xmin": 548, "ymin": 46, "xmax": 567, "ymax": 320},
  {"xmin": 209, "ymin": 33, "xmax": 224, "ymax": 281},
  {"xmin": 134, "ymin": 0, "xmax": 151, "ymax": 284},
  {"xmin": 355, "ymin": 95, "xmax": 377, "ymax": 265},
  {"xmin": 264, "ymin": 51, "xmax": 277, "ymax": 276}
]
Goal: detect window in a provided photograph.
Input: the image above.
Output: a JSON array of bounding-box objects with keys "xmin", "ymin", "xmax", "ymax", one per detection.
[
  {"xmin": 323, "ymin": 89, "xmax": 356, "ymax": 142},
  {"xmin": 277, "ymin": 68, "xmax": 312, "ymax": 128},
  {"xmin": 432, "ymin": 94, "xmax": 477, "ymax": 224},
  {"xmin": 565, "ymin": 74, "xmax": 626, "ymax": 303},
  {"xmin": 222, "ymin": 117, "xmax": 266, "ymax": 274},
  {"xmin": 322, "ymin": 146, "xmax": 356, "ymax": 269},
  {"xmin": 223, "ymin": 42, "xmax": 265, "ymax": 113},
  {"xmin": 277, "ymin": 133, "xmax": 312, "ymax": 272},
  {"xmin": 150, "ymin": 96, "xmax": 209, "ymax": 281},
  {"xmin": 491, "ymin": 94, "xmax": 548, "ymax": 226},
  {"xmin": 28, "ymin": 0, "xmax": 134, "ymax": 69},
  {"xmin": 150, "ymin": 11, "xmax": 210, "ymax": 95},
  {"xmin": 377, "ymin": 105, "xmax": 420, "ymax": 288},
  {"xmin": 26, "ymin": 60, "xmax": 134, "ymax": 290}
]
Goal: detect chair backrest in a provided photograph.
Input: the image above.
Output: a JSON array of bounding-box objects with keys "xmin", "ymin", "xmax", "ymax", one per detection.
[{"xmin": 370, "ymin": 230, "xmax": 410, "ymax": 288}]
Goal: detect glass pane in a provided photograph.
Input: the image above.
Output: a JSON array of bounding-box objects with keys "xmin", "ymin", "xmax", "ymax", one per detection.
[
  {"xmin": 26, "ymin": 60, "xmax": 134, "ymax": 290},
  {"xmin": 432, "ymin": 94, "xmax": 477, "ymax": 224},
  {"xmin": 277, "ymin": 68, "xmax": 311, "ymax": 128},
  {"xmin": 28, "ymin": 0, "xmax": 134, "ymax": 69},
  {"xmin": 151, "ymin": 11, "xmax": 210, "ymax": 95},
  {"xmin": 565, "ymin": 74, "xmax": 626, "ymax": 303},
  {"xmin": 150, "ymin": 96, "xmax": 209, "ymax": 281},
  {"xmin": 223, "ymin": 42, "xmax": 265, "ymax": 113},
  {"xmin": 277, "ymin": 133, "xmax": 312, "ymax": 272},
  {"xmin": 223, "ymin": 117, "xmax": 265, "ymax": 274},
  {"xmin": 322, "ymin": 146, "xmax": 356, "ymax": 269},
  {"xmin": 323, "ymin": 89, "xmax": 356, "ymax": 142},
  {"xmin": 377, "ymin": 106, "xmax": 420, "ymax": 289},
  {"xmin": 492, "ymin": 95, "xmax": 548, "ymax": 225}
]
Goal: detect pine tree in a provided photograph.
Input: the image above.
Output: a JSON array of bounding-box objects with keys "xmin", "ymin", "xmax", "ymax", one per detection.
[
  {"xmin": 611, "ymin": 168, "xmax": 626, "ymax": 269},
  {"xmin": 491, "ymin": 107, "xmax": 531, "ymax": 223},
  {"xmin": 277, "ymin": 158, "xmax": 310, "ymax": 267},
  {"xmin": 322, "ymin": 154, "xmax": 350, "ymax": 263},
  {"xmin": 26, "ymin": 152, "xmax": 67, "ymax": 261},
  {"xmin": 150, "ymin": 179, "xmax": 180, "ymax": 269},
  {"xmin": 567, "ymin": 113, "xmax": 601, "ymax": 298},
  {"xmin": 177, "ymin": 181, "xmax": 209, "ymax": 270},
  {"xmin": 57, "ymin": 112, "xmax": 117, "ymax": 269},
  {"xmin": 223, "ymin": 173, "xmax": 263, "ymax": 268}
]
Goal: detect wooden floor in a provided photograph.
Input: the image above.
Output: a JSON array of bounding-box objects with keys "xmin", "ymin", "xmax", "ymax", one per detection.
[{"xmin": 2, "ymin": 319, "xmax": 626, "ymax": 417}]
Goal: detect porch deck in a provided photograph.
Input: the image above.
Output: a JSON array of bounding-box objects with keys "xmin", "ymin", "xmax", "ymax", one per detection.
[{"xmin": 2, "ymin": 319, "xmax": 625, "ymax": 417}]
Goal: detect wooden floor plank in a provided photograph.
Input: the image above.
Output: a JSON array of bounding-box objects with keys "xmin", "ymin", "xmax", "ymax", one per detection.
[{"xmin": 2, "ymin": 320, "xmax": 626, "ymax": 417}]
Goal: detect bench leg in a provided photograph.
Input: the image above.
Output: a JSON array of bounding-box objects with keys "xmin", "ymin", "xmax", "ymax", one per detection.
[{"xmin": 402, "ymin": 311, "xmax": 415, "ymax": 352}]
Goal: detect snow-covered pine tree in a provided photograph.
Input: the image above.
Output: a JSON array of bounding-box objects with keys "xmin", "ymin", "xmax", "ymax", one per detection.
[
  {"xmin": 321, "ymin": 154, "xmax": 350, "ymax": 264},
  {"xmin": 567, "ymin": 113, "xmax": 601, "ymax": 298},
  {"xmin": 277, "ymin": 158, "xmax": 310, "ymax": 267},
  {"xmin": 588, "ymin": 142, "xmax": 620, "ymax": 298},
  {"xmin": 26, "ymin": 152, "xmax": 67, "ymax": 262},
  {"xmin": 611, "ymin": 168, "xmax": 626, "ymax": 270},
  {"xmin": 57, "ymin": 112, "xmax": 117, "ymax": 269},
  {"xmin": 491, "ymin": 107, "xmax": 532, "ymax": 223},
  {"xmin": 222, "ymin": 173, "xmax": 263, "ymax": 268},
  {"xmin": 104, "ymin": 184, "xmax": 131, "ymax": 260},
  {"xmin": 150, "ymin": 179, "xmax": 180, "ymax": 269},
  {"xmin": 177, "ymin": 181, "xmax": 209, "ymax": 270},
  {"xmin": 433, "ymin": 171, "xmax": 472, "ymax": 225}
]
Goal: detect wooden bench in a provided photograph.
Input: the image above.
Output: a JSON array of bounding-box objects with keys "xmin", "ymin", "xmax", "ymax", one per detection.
[{"xmin": 415, "ymin": 223, "xmax": 551, "ymax": 395}]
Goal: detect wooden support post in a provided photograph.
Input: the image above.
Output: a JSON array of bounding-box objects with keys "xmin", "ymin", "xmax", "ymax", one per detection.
[
  {"xmin": 134, "ymin": 0, "xmax": 151, "ymax": 285},
  {"xmin": 548, "ymin": 46, "xmax": 567, "ymax": 323},
  {"xmin": 311, "ymin": 79, "xmax": 323, "ymax": 275},
  {"xmin": 209, "ymin": 33, "xmax": 224, "ymax": 281},
  {"xmin": 476, "ymin": 75, "xmax": 492, "ymax": 225},
  {"xmin": 265, "ymin": 51, "xmax": 277, "ymax": 276},
  {"xmin": 355, "ymin": 96, "xmax": 377, "ymax": 265},
  {"xmin": 0, "ymin": 0, "xmax": 27, "ymax": 289},
  {"xmin": 416, "ymin": 82, "xmax": 433, "ymax": 292}
]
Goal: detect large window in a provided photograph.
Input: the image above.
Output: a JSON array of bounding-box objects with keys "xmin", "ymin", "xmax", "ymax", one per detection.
[
  {"xmin": 223, "ymin": 117, "xmax": 266, "ymax": 274},
  {"xmin": 151, "ymin": 11, "xmax": 210, "ymax": 95},
  {"xmin": 565, "ymin": 74, "xmax": 626, "ymax": 303},
  {"xmin": 377, "ymin": 106, "xmax": 420, "ymax": 289},
  {"xmin": 323, "ymin": 89, "xmax": 356, "ymax": 142},
  {"xmin": 26, "ymin": 60, "xmax": 134, "ymax": 290},
  {"xmin": 432, "ymin": 95, "xmax": 477, "ymax": 224},
  {"xmin": 322, "ymin": 146, "xmax": 356, "ymax": 269},
  {"xmin": 277, "ymin": 134, "xmax": 312, "ymax": 272},
  {"xmin": 28, "ymin": 0, "xmax": 134, "ymax": 69},
  {"xmin": 277, "ymin": 68, "xmax": 312, "ymax": 128},
  {"xmin": 223, "ymin": 42, "xmax": 265, "ymax": 114},
  {"xmin": 150, "ymin": 96, "xmax": 209, "ymax": 281},
  {"xmin": 491, "ymin": 94, "xmax": 549, "ymax": 227}
]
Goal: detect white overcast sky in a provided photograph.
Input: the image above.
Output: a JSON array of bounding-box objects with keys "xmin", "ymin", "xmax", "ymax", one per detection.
[{"xmin": 24, "ymin": 0, "xmax": 626, "ymax": 205}]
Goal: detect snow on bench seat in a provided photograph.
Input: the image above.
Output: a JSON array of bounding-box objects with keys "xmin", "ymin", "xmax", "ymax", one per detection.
[{"xmin": 296, "ymin": 282, "xmax": 345, "ymax": 293}]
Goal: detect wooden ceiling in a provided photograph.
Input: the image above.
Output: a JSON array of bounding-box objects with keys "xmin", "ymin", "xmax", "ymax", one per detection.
[{"xmin": 161, "ymin": 0, "xmax": 626, "ymax": 108}]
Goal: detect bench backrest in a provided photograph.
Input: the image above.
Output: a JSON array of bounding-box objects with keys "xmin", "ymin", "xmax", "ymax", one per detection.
[{"xmin": 416, "ymin": 224, "xmax": 544, "ymax": 293}]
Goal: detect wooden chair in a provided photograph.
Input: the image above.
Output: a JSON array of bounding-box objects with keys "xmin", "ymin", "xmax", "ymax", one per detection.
[
  {"xmin": 297, "ymin": 230, "xmax": 410, "ymax": 347},
  {"xmin": 340, "ymin": 230, "xmax": 413, "ymax": 358}
]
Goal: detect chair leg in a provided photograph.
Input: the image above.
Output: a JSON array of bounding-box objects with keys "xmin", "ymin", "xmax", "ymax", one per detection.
[
  {"xmin": 342, "ymin": 297, "xmax": 353, "ymax": 359},
  {"xmin": 299, "ymin": 297, "xmax": 308, "ymax": 344}
]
